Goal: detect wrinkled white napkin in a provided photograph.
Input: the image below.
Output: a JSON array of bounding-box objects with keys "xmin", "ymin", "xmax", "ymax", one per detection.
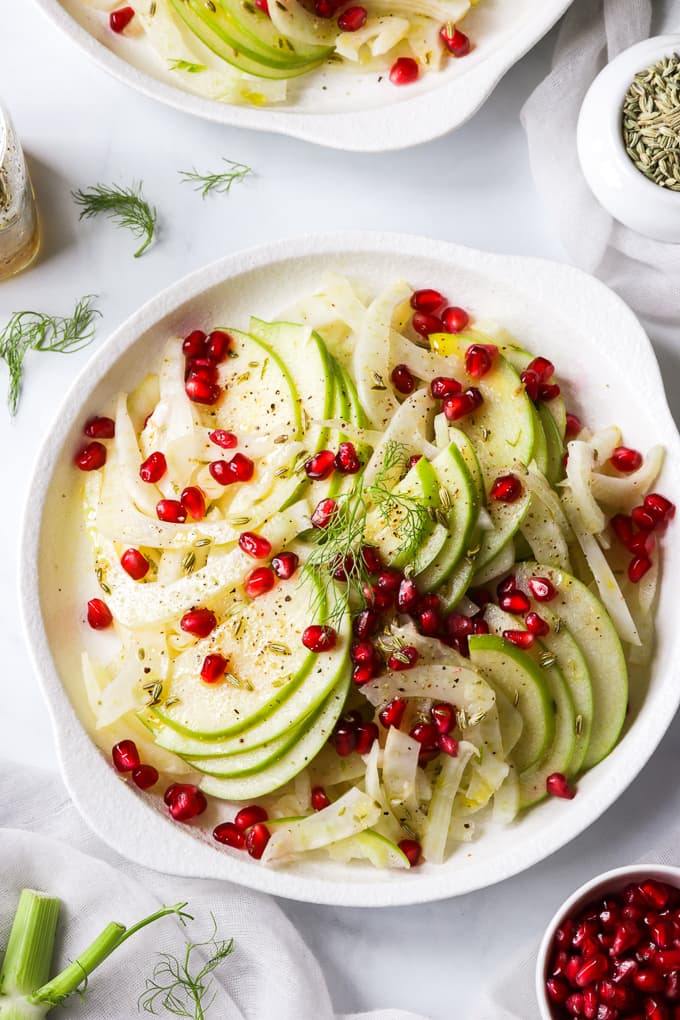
[
  {"xmin": 521, "ymin": 0, "xmax": 680, "ymax": 327},
  {"xmin": 0, "ymin": 761, "xmax": 426, "ymax": 1020}
]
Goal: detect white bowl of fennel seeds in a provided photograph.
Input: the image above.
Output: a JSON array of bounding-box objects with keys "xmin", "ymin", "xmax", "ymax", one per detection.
[{"xmin": 577, "ymin": 35, "xmax": 680, "ymax": 242}]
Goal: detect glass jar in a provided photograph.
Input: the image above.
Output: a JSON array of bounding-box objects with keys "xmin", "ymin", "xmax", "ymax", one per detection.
[{"xmin": 0, "ymin": 104, "xmax": 40, "ymax": 281}]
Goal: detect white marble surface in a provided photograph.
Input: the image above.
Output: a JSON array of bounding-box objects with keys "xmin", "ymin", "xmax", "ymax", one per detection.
[{"xmin": 3, "ymin": 5, "xmax": 680, "ymax": 1018}]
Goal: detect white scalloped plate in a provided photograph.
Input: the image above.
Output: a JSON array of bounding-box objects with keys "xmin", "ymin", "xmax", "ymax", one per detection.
[
  {"xmin": 33, "ymin": 0, "xmax": 573, "ymax": 151},
  {"xmin": 20, "ymin": 232, "xmax": 680, "ymax": 906}
]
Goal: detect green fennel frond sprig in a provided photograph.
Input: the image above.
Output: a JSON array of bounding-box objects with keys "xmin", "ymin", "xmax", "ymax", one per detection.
[
  {"xmin": 72, "ymin": 182, "xmax": 157, "ymax": 257},
  {"xmin": 178, "ymin": 159, "xmax": 254, "ymax": 199}
]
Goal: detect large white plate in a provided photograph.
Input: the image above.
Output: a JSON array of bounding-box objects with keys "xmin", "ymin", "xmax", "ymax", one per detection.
[
  {"xmin": 33, "ymin": 0, "xmax": 572, "ymax": 151},
  {"xmin": 20, "ymin": 232, "xmax": 680, "ymax": 906}
]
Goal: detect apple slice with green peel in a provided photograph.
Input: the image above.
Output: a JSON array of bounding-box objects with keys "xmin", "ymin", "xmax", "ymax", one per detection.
[
  {"xmin": 200, "ymin": 672, "xmax": 350, "ymax": 800},
  {"xmin": 514, "ymin": 563, "xmax": 628, "ymax": 769},
  {"xmin": 261, "ymin": 820, "xmax": 411, "ymax": 869},
  {"xmin": 538, "ymin": 403, "xmax": 565, "ymax": 486},
  {"xmin": 476, "ymin": 490, "xmax": 531, "ymax": 572},
  {"xmin": 364, "ymin": 455, "xmax": 440, "ymax": 569},
  {"xmin": 437, "ymin": 557, "xmax": 476, "ymax": 612},
  {"xmin": 468, "ymin": 634, "xmax": 555, "ymax": 773},
  {"xmin": 216, "ymin": 0, "xmax": 332, "ymax": 64},
  {"xmin": 447, "ymin": 426, "xmax": 485, "ymax": 504},
  {"xmin": 417, "ymin": 441, "xmax": 478, "ymax": 591}
]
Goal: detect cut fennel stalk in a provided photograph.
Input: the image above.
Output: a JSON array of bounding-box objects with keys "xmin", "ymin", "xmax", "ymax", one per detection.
[{"xmin": 0, "ymin": 889, "xmax": 188, "ymax": 1018}]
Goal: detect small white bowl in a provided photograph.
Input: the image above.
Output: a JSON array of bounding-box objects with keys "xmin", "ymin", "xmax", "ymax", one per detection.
[
  {"xmin": 535, "ymin": 864, "xmax": 680, "ymax": 1019},
  {"xmin": 577, "ymin": 35, "xmax": 680, "ymax": 242}
]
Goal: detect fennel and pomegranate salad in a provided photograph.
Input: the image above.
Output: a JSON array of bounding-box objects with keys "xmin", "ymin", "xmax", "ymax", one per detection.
[
  {"xmin": 73, "ymin": 274, "xmax": 674, "ymax": 871},
  {"xmin": 83, "ymin": 0, "xmax": 479, "ymax": 106}
]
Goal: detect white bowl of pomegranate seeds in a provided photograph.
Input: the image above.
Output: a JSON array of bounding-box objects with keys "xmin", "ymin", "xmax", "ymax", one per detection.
[
  {"xmin": 35, "ymin": 0, "xmax": 574, "ymax": 150},
  {"xmin": 537, "ymin": 866, "xmax": 680, "ymax": 1020},
  {"xmin": 20, "ymin": 232, "xmax": 680, "ymax": 906}
]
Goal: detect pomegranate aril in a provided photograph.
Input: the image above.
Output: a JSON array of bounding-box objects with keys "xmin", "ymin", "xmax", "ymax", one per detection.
[
  {"xmin": 302, "ymin": 624, "xmax": 337, "ymax": 652},
  {"xmin": 645, "ymin": 493, "xmax": 676, "ymax": 525},
  {"xmin": 87, "ymin": 598, "xmax": 113, "ymax": 629},
  {"xmin": 503, "ymin": 629, "xmax": 534, "ymax": 649},
  {"xmin": 612, "ymin": 921, "xmax": 643, "ymax": 955},
  {"xmin": 132, "ymin": 764, "xmax": 159, "ymax": 790},
  {"xmin": 566, "ymin": 413, "xmax": 583, "ymax": 439},
  {"xmin": 352, "ymin": 663, "xmax": 375, "ymax": 686},
  {"xmin": 445, "ymin": 613, "xmax": 472, "ymax": 639},
  {"xmin": 112, "ymin": 739, "xmax": 140, "ymax": 772},
  {"xmin": 441, "ymin": 305, "xmax": 470, "ymax": 333},
  {"xmin": 645, "ymin": 999, "xmax": 670, "ymax": 1020},
  {"xmin": 335, "ymin": 442, "xmax": 361, "ymax": 474},
  {"xmin": 379, "ymin": 697, "xmax": 406, "ymax": 730},
  {"xmin": 573, "ymin": 920, "xmax": 599, "ymax": 947},
  {"xmin": 611, "ymin": 446, "xmax": 643, "ymax": 473},
  {"xmin": 442, "ymin": 388, "xmax": 482, "ymax": 421},
  {"xmin": 397, "ymin": 577, "xmax": 420, "ymax": 612},
  {"xmin": 521, "ymin": 369, "xmax": 540, "ymax": 402},
  {"xmin": 272, "ymin": 551, "xmax": 299, "ymax": 579},
  {"xmin": 410, "ymin": 721, "xmax": 439, "ymax": 747},
  {"xmin": 430, "ymin": 376, "xmax": 461, "ymax": 399},
  {"xmin": 205, "ymin": 329, "xmax": 232, "ymax": 362},
  {"xmin": 305, "ymin": 449, "xmax": 336, "ymax": 480},
  {"xmin": 391, "ymin": 363, "xmax": 417, "ymax": 394},
  {"xmin": 497, "ymin": 575, "xmax": 517, "ymax": 598},
  {"xmin": 245, "ymin": 566, "xmax": 276, "ymax": 598},
  {"xmin": 185, "ymin": 376, "xmax": 220, "ymax": 405},
  {"xmin": 635, "ymin": 968, "xmax": 665, "ymax": 993},
  {"xmin": 430, "ymin": 703, "xmax": 455, "ymax": 737},
  {"xmin": 575, "ymin": 954, "xmax": 609, "ymax": 987},
  {"xmin": 439, "ymin": 23, "xmax": 470, "ymax": 56},
  {"xmin": 418, "ymin": 607, "xmax": 441, "ymax": 635},
  {"xmin": 629, "ymin": 556, "xmax": 652, "ymax": 583},
  {"xmin": 311, "ymin": 786, "xmax": 331, "ymax": 811},
  {"xmin": 360, "ymin": 544, "xmax": 382, "ymax": 573},
  {"xmin": 386, "ymin": 646, "xmax": 418, "ymax": 672},
  {"xmin": 311, "ymin": 498, "xmax": 337, "ymax": 529},
  {"xmin": 643, "ymin": 882, "xmax": 673, "ymax": 910},
  {"xmin": 337, "ymin": 4, "xmax": 366, "ymax": 29},
  {"xmin": 182, "ymin": 329, "xmax": 207, "ymax": 358},
  {"xmin": 583, "ymin": 988, "xmax": 599, "ymax": 1019},
  {"xmin": 246, "ymin": 822, "xmax": 271, "ymax": 859},
  {"xmin": 438, "ymin": 734, "xmax": 459, "ymax": 757},
  {"xmin": 186, "ymin": 358, "xmax": 218, "ymax": 384},
  {"xmin": 539, "ymin": 382, "xmax": 561, "ymax": 401},
  {"xmin": 412, "ymin": 312, "xmax": 443, "ymax": 338},
  {"xmin": 156, "ymin": 499, "xmax": 187, "ymax": 523},
  {"xmin": 411, "ymin": 288, "xmax": 445, "ymax": 314},
  {"xmin": 239, "ymin": 531, "xmax": 272, "ymax": 559},
  {"xmin": 666, "ymin": 971, "xmax": 680, "ymax": 1002},
  {"xmin": 389, "ymin": 56, "xmax": 419, "ymax": 85},
  {"xmin": 465, "ymin": 343, "xmax": 497, "ymax": 379},
  {"xmin": 181, "ymin": 486, "xmax": 206, "ymax": 521},
  {"xmin": 168, "ymin": 785, "xmax": 207, "ymax": 822},
  {"xmin": 200, "ymin": 653, "xmax": 227, "ymax": 684},
  {"xmin": 354, "ymin": 608, "xmax": 379, "ymax": 640},
  {"xmin": 110, "ymin": 5, "xmax": 135, "ymax": 31},
  {"xmin": 209, "ymin": 429, "xmax": 238, "ymax": 449},
  {"xmin": 611, "ymin": 513, "xmax": 635, "ymax": 547},
  {"xmin": 120, "ymin": 547, "xmax": 149, "ymax": 580},
  {"xmin": 490, "ymin": 473, "xmax": 523, "ymax": 503},
  {"xmin": 632, "ymin": 505, "xmax": 657, "ymax": 531},
  {"xmin": 75, "ymin": 441, "xmax": 107, "ymax": 471},
  {"xmin": 613, "ymin": 957, "xmax": 639, "ymax": 984},
  {"xmin": 213, "ymin": 822, "xmax": 245, "ymax": 849},
  {"xmin": 546, "ymin": 772, "xmax": 576, "ymax": 799},
  {"xmin": 180, "ymin": 608, "xmax": 217, "ymax": 638},
  {"xmin": 499, "ymin": 590, "xmax": 530, "ymax": 614},
  {"xmin": 84, "ymin": 415, "xmax": 115, "ymax": 438},
  {"xmin": 652, "ymin": 920, "xmax": 675, "ymax": 948},
  {"xmin": 376, "ymin": 569, "xmax": 402, "ymax": 594},
  {"xmin": 547, "ymin": 977, "xmax": 570, "ymax": 1004},
  {"xmin": 351, "ymin": 640, "xmax": 376, "ymax": 665},
  {"xmin": 398, "ymin": 839, "xmax": 422, "ymax": 866},
  {"xmin": 333, "ymin": 723, "xmax": 358, "ymax": 757},
  {"xmin": 218, "ymin": 453, "xmax": 255, "ymax": 485},
  {"xmin": 234, "ymin": 805, "xmax": 268, "ymax": 830},
  {"xmin": 140, "ymin": 451, "xmax": 167, "ymax": 483},
  {"xmin": 526, "ymin": 611, "xmax": 550, "ymax": 636},
  {"xmin": 655, "ymin": 950, "xmax": 680, "ymax": 973},
  {"xmin": 565, "ymin": 993, "xmax": 584, "ymax": 1016},
  {"xmin": 355, "ymin": 722, "xmax": 379, "ymax": 754}
]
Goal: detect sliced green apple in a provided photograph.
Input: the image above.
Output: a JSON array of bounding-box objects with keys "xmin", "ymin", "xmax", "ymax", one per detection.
[
  {"xmin": 364, "ymin": 455, "xmax": 439, "ymax": 569},
  {"xmin": 417, "ymin": 441, "xmax": 478, "ymax": 591}
]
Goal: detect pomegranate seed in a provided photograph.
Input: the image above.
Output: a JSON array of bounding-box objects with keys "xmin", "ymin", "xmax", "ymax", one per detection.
[
  {"xmin": 209, "ymin": 429, "xmax": 238, "ymax": 449},
  {"xmin": 351, "ymin": 641, "xmax": 376, "ymax": 665},
  {"xmin": 632, "ymin": 505, "xmax": 657, "ymax": 531},
  {"xmin": 445, "ymin": 613, "xmax": 473, "ymax": 638},
  {"xmin": 666, "ymin": 972, "xmax": 680, "ymax": 1001},
  {"xmin": 583, "ymin": 988, "xmax": 599, "ymax": 1018},
  {"xmin": 613, "ymin": 957, "xmax": 639, "ymax": 984},
  {"xmin": 246, "ymin": 822, "xmax": 270, "ymax": 859},
  {"xmin": 120, "ymin": 548, "xmax": 150, "ymax": 580},
  {"xmin": 139, "ymin": 451, "xmax": 167, "ymax": 483},
  {"xmin": 398, "ymin": 839, "xmax": 422, "ymax": 866},
  {"xmin": 418, "ymin": 607, "xmax": 441, "ymax": 635},
  {"xmin": 527, "ymin": 356, "xmax": 555, "ymax": 382},
  {"xmin": 387, "ymin": 645, "xmax": 419, "ymax": 671},
  {"xmin": 75, "ymin": 441, "xmax": 107, "ymax": 471},
  {"xmin": 546, "ymin": 772, "xmax": 576, "ymax": 799},
  {"xmin": 645, "ymin": 998, "xmax": 669, "ymax": 1020},
  {"xmin": 314, "ymin": 0, "xmax": 339, "ymax": 15},
  {"xmin": 357, "ymin": 545, "xmax": 380, "ymax": 573},
  {"xmin": 556, "ymin": 921, "xmax": 575, "ymax": 948},
  {"xmin": 304, "ymin": 449, "xmax": 336, "ymax": 480},
  {"xmin": 565, "ymin": 956, "xmax": 582, "ymax": 983},
  {"xmin": 397, "ymin": 577, "xmax": 420, "ymax": 612},
  {"xmin": 521, "ymin": 369, "xmax": 541, "ymax": 401},
  {"xmin": 499, "ymin": 590, "xmax": 530, "ymax": 614},
  {"xmin": 379, "ymin": 697, "xmax": 406, "ymax": 730},
  {"xmin": 389, "ymin": 57, "xmax": 419, "ymax": 85},
  {"xmin": 502, "ymin": 629, "xmax": 534, "ymax": 649},
  {"xmin": 439, "ymin": 734, "xmax": 459, "ymax": 757},
  {"xmin": 575, "ymin": 954, "xmax": 609, "ymax": 987},
  {"xmin": 302, "ymin": 625, "xmax": 337, "ymax": 652},
  {"xmin": 352, "ymin": 664, "xmax": 375, "ymax": 686},
  {"xmin": 547, "ymin": 978, "xmax": 570, "ymax": 1004},
  {"xmin": 333, "ymin": 723, "xmax": 358, "ymax": 757},
  {"xmin": 611, "ymin": 513, "xmax": 635, "ymax": 547},
  {"xmin": 234, "ymin": 805, "xmax": 268, "ymax": 830},
  {"xmin": 132, "ymin": 764, "xmax": 159, "ymax": 789},
  {"xmin": 442, "ymin": 388, "xmax": 483, "ymax": 421},
  {"xmin": 654, "ymin": 949, "xmax": 680, "ymax": 969},
  {"xmin": 335, "ymin": 442, "xmax": 362, "ymax": 474},
  {"xmin": 645, "ymin": 493, "xmax": 676, "ymax": 525},
  {"xmin": 180, "ymin": 608, "xmax": 217, "ymax": 638},
  {"xmin": 271, "ymin": 551, "xmax": 299, "ymax": 579},
  {"xmin": 441, "ymin": 306, "xmax": 470, "ymax": 333},
  {"xmin": 221, "ymin": 453, "xmax": 255, "ymax": 485},
  {"xmin": 565, "ymin": 993, "xmax": 584, "ymax": 1016},
  {"xmin": 182, "ymin": 330, "xmax": 207, "ymax": 358},
  {"xmin": 611, "ymin": 447, "xmax": 643, "ymax": 473},
  {"xmin": 200, "ymin": 653, "xmax": 227, "ymax": 684},
  {"xmin": 391, "ymin": 364, "xmax": 417, "ymax": 394},
  {"xmin": 354, "ymin": 608, "xmax": 379, "ymax": 640},
  {"xmin": 629, "ymin": 556, "xmax": 652, "ymax": 583},
  {"xmin": 410, "ymin": 721, "xmax": 439, "ymax": 747},
  {"xmin": 213, "ymin": 822, "xmax": 245, "ymax": 849},
  {"xmin": 490, "ymin": 473, "xmax": 523, "ymax": 503},
  {"xmin": 181, "ymin": 486, "xmax": 206, "ymax": 521},
  {"xmin": 245, "ymin": 566, "xmax": 276, "ymax": 598},
  {"xmin": 472, "ymin": 616, "xmax": 490, "ymax": 635},
  {"xmin": 186, "ymin": 358, "xmax": 218, "ymax": 385},
  {"xmin": 430, "ymin": 376, "xmax": 461, "ymax": 399},
  {"xmin": 337, "ymin": 4, "xmax": 366, "ymax": 29},
  {"xmin": 630, "ymin": 530, "xmax": 655, "ymax": 556},
  {"xmin": 636, "ymin": 969, "xmax": 666, "ymax": 992},
  {"xmin": 652, "ymin": 920, "xmax": 675, "ymax": 948},
  {"xmin": 465, "ymin": 343, "xmax": 497, "ymax": 379},
  {"xmin": 205, "ymin": 329, "xmax": 232, "ymax": 362},
  {"xmin": 167, "ymin": 785, "xmax": 207, "ymax": 822},
  {"xmin": 156, "ymin": 499, "xmax": 187, "ymax": 523},
  {"xmin": 566, "ymin": 413, "xmax": 582, "ymax": 439},
  {"xmin": 255, "ymin": 0, "xmax": 269, "ymax": 12},
  {"xmin": 526, "ymin": 611, "xmax": 550, "ymax": 636},
  {"xmin": 431, "ymin": 702, "xmax": 456, "ymax": 734},
  {"xmin": 185, "ymin": 375, "xmax": 221, "ymax": 404},
  {"xmin": 439, "ymin": 23, "xmax": 470, "ymax": 56},
  {"xmin": 411, "ymin": 288, "xmax": 445, "ymax": 315},
  {"xmin": 412, "ymin": 312, "xmax": 443, "ymax": 338},
  {"xmin": 238, "ymin": 531, "xmax": 272, "ymax": 560},
  {"xmin": 112, "ymin": 740, "xmax": 140, "ymax": 772},
  {"xmin": 311, "ymin": 498, "xmax": 337, "ymax": 529},
  {"xmin": 311, "ymin": 786, "xmax": 331, "ymax": 810},
  {"xmin": 573, "ymin": 920, "xmax": 598, "ymax": 947},
  {"xmin": 84, "ymin": 416, "xmax": 115, "ymax": 438},
  {"xmin": 110, "ymin": 5, "xmax": 134, "ymax": 31},
  {"xmin": 497, "ymin": 575, "xmax": 517, "ymax": 598},
  {"xmin": 87, "ymin": 598, "xmax": 112, "ymax": 629},
  {"xmin": 612, "ymin": 921, "xmax": 643, "ymax": 955},
  {"xmin": 355, "ymin": 722, "xmax": 379, "ymax": 754},
  {"xmin": 540, "ymin": 383, "xmax": 561, "ymax": 401}
]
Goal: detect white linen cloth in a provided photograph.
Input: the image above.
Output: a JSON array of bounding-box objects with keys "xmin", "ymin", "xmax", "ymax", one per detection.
[
  {"xmin": 521, "ymin": 0, "xmax": 680, "ymax": 327},
  {"xmin": 0, "ymin": 761, "xmax": 427, "ymax": 1020}
]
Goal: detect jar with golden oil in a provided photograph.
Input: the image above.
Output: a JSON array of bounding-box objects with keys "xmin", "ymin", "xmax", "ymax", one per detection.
[{"xmin": 0, "ymin": 104, "xmax": 40, "ymax": 281}]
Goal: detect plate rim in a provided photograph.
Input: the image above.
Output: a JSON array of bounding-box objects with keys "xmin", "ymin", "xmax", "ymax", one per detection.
[
  {"xmin": 32, "ymin": 0, "xmax": 573, "ymax": 151},
  {"xmin": 19, "ymin": 230, "xmax": 680, "ymax": 906}
]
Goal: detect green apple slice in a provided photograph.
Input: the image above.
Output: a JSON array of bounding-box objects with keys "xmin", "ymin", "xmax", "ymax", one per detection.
[
  {"xmin": 417, "ymin": 442, "xmax": 478, "ymax": 591},
  {"xmin": 215, "ymin": 0, "xmax": 332, "ymax": 63},
  {"xmin": 438, "ymin": 558, "xmax": 475, "ymax": 612},
  {"xmin": 538, "ymin": 404, "xmax": 566, "ymax": 486},
  {"xmin": 364, "ymin": 456, "xmax": 439, "ymax": 569},
  {"xmin": 217, "ymin": 329, "xmax": 302, "ymax": 440}
]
